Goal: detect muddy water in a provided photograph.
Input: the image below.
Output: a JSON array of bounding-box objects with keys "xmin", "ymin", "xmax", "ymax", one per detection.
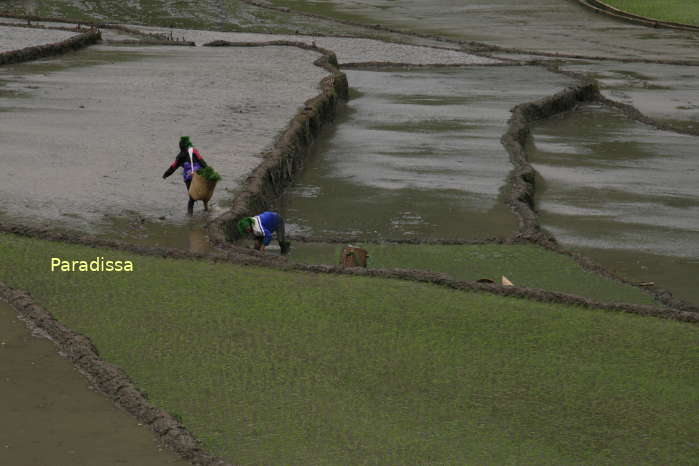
[
  {"xmin": 0, "ymin": 301, "xmax": 187, "ymax": 466},
  {"xmin": 529, "ymin": 104, "xmax": 699, "ymax": 305},
  {"xmin": 271, "ymin": 0, "xmax": 699, "ymax": 61},
  {"xmin": 563, "ymin": 61, "xmax": 699, "ymax": 130},
  {"xmin": 0, "ymin": 44, "xmax": 327, "ymax": 252},
  {"xmin": 277, "ymin": 66, "xmax": 573, "ymax": 240}
]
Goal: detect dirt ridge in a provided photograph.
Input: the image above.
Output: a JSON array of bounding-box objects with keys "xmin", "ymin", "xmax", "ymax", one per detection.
[
  {"xmin": 0, "ymin": 28, "xmax": 101, "ymax": 65},
  {"xmin": 0, "ymin": 281, "xmax": 232, "ymax": 466},
  {"xmin": 203, "ymin": 39, "xmax": 348, "ymax": 247},
  {"xmin": 195, "ymin": 44, "xmax": 696, "ymax": 314},
  {"xmin": 501, "ymin": 81, "xmax": 601, "ymax": 242},
  {"xmin": 499, "ymin": 79, "xmax": 699, "ymax": 313}
]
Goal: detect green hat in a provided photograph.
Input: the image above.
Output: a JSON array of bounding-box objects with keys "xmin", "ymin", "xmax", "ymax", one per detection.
[
  {"xmin": 179, "ymin": 136, "xmax": 193, "ymax": 148},
  {"xmin": 237, "ymin": 217, "xmax": 254, "ymax": 235}
]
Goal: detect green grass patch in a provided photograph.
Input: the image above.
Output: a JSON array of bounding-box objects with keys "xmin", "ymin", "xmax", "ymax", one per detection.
[
  {"xmin": 1, "ymin": 232, "xmax": 697, "ymax": 464},
  {"xmin": 290, "ymin": 242, "xmax": 655, "ymax": 305},
  {"xmin": 603, "ymin": 0, "xmax": 699, "ymax": 26}
]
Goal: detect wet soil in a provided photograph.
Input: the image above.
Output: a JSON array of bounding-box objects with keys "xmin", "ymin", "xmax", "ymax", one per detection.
[
  {"xmin": 0, "ymin": 300, "xmax": 187, "ymax": 466},
  {"xmin": 0, "ymin": 24, "xmax": 75, "ymax": 52},
  {"xmin": 129, "ymin": 24, "xmax": 497, "ymax": 65},
  {"xmin": 0, "ymin": 43, "xmax": 326, "ymax": 250},
  {"xmin": 529, "ymin": 104, "xmax": 699, "ymax": 305},
  {"xmin": 563, "ymin": 61, "xmax": 699, "ymax": 130},
  {"xmin": 270, "ymin": 0, "xmax": 699, "ymax": 61},
  {"xmin": 1, "ymin": 0, "xmax": 424, "ymax": 39},
  {"xmin": 277, "ymin": 66, "xmax": 573, "ymax": 240}
]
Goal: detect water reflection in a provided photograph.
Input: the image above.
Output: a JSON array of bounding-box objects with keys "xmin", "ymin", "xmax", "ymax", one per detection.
[
  {"xmin": 278, "ymin": 66, "xmax": 573, "ymax": 240},
  {"xmin": 530, "ymin": 104, "xmax": 699, "ymax": 304}
]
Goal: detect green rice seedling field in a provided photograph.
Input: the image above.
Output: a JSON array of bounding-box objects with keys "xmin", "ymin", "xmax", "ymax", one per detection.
[
  {"xmin": 603, "ymin": 0, "xmax": 699, "ymax": 25},
  {"xmin": 290, "ymin": 242, "xmax": 656, "ymax": 305},
  {"xmin": 1, "ymin": 232, "xmax": 697, "ymax": 464}
]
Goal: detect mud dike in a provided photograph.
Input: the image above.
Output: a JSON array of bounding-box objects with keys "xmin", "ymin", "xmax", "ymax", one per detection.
[{"xmin": 1, "ymin": 10, "xmax": 698, "ymax": 465}]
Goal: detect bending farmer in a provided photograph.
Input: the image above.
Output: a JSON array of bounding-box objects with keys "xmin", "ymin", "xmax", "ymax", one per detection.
[
  {"xmin": 238, "ymin": 211, "xmax": 291, "ymax": 255},
  {"xmin": 162, "ymin": 136, "xmax": 208, "ymax": 215}
]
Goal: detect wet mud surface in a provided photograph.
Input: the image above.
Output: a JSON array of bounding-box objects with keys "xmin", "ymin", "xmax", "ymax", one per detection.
[
  {"xmin": 129, "ymin": 24, "xmax": 498, "ymax": 65},
  {"xmin": 0, "ymin": 0, "xmax": 431, "ymax": 39},
  {"xmin": 0, "ymin": 24, "xmax": 75, "ymax": 52},
  {"xmin": 530, "ymin": 104, "xmax": 699, "ymax": 305},
  {"xmin": 0, "ymin": 18, "xmax": 151, "ymax": 42},
  {"xmin": 0, "ymin": 43, "xmax": 327, "ymax": 250},
  {"xmin": 277, "ymin": 66, "xmax": 573, "ymax": 240},
  {"xmin": 562, "ymin": 61, "xmax": 699, "ymax": 130},
  {"xmin": 269, "ymin": 0, "xmax": 699, "ymax": 62},
  {"xmin": 0, "ymin": 300, "xmax": 187, "ymax": 466}
]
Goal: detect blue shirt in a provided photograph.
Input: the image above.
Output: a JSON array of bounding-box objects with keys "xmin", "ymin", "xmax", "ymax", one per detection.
[{"xmin": 252, "ymin": 212, "xmax": 282, "ymax": 246}]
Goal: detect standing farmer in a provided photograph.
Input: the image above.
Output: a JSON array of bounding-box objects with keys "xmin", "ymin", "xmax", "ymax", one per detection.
[
  {"xmin": 162, "ymin": 136, "xmax": 208, "ymax": 215},
  {"xmin": 238, "ymin": 211, "xmax": 291, "ymax": 255}
]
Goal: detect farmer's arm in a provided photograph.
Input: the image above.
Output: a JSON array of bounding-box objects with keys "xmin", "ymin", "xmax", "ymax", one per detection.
[
  {"xmin": 162, "ymin": 154, "xmax": 183, "ymax": 179},
  {"xmin": 253, "ymin": 226, "xmax": 272, "ymax": 251},
  {"xmin": 254, "ymin": 238, "xmax": 265, "ymax": 251}
]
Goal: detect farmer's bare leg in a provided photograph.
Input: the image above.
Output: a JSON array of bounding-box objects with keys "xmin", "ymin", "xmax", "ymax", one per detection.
[{"xmin": 203, "ymin": 200, "xmax": 208, "ymax": 211}]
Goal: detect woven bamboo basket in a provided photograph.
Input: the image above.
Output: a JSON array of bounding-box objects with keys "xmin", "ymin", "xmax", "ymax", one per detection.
[
  {"xmin": 340, "ymin": 246, "xmax": 368, "ymax": 268},
  {"xmin": 188, "ymin": 172, "xmax": 217, "ymax": 201}
]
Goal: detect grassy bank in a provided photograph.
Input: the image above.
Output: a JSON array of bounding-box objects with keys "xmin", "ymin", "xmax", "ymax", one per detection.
[
  {"xmin": 290, "ymin": 242, "xmax": 655, "ymax": 305},
  {"xmin": 603, "ymin": 0, "xmax": 699, "ymax": 25},
  {"xmin": 2, "ymin": 232, "xmax": 697, "ymax": 464}
]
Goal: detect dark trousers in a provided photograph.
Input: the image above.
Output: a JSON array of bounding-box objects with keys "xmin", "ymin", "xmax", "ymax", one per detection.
[
  {"xmin": 276, "ymin": 216, "xmax": 285, "ymax": 243},
  {"xmin": 184, "ymin": 179, "xmax": 208, "ymax": 213},
  {"xmin": 185, "ymin": 179, "xmax": 194, "ymax": 207}
]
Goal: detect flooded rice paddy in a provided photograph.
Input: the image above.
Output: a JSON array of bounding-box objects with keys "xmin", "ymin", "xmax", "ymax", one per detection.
[
  {"xmin": 1, "ymin": 5, "xmax": 698, "ymax": 465},
  {"xmin": 130, "ymin": 24, "xmax": 496, "ymax": 65},
  {"xmin": 270, "ymin": 0, "xmax": 699, "ymax": 61},
  {"xmin": 0, "ymin": 16, "xmax": 695, "ymax": 306},
  {"xmin": 277, "ymin": 66, "xmax": 573, "ymax": 240},
  {"xmin": 563, "ymin": 61, "xmax": 699, "ymax": 130},
  {"xmin": 0, "ymin": 43, "xmax": 327, "ymax": 248},
  {"xmin": 530, "ymin": 104, "xmax": 699, "ymax": 304},
  {"xmin": 0, "ymin": 300, "xmax": 187, "ymax": 466},
  {"xmin": 0, "ymin": 23, "xmax": 495, "ymax": 251}
]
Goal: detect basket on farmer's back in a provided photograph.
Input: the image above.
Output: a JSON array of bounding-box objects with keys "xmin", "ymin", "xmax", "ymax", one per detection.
[{"xmin": 189, "ymin": 166, "xmax": 220, "ymax": 202}]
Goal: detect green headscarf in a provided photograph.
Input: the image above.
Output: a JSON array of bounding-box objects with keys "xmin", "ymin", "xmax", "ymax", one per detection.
[
  {"xmin": 179, "ymin": 136, "xmax": 193, "ymax": 149},
  {"xmin": 237, "ymin": 217, "xmax": 254, "ymax": 235}
]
